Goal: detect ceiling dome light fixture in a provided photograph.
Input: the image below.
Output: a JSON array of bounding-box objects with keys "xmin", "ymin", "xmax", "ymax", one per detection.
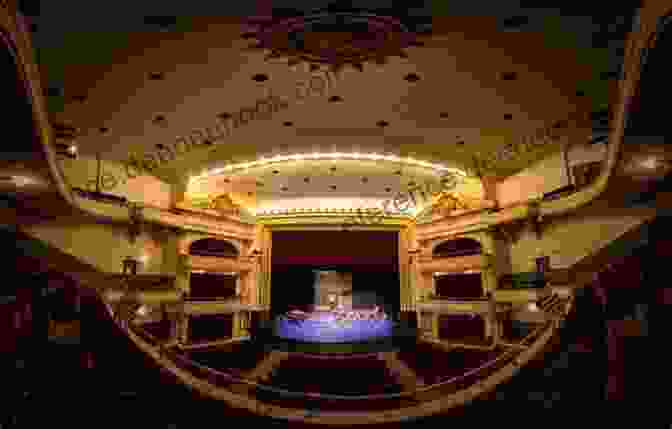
[{"xmin": 188, "ymin": 152, "xmax": 466, "ymax": 183}]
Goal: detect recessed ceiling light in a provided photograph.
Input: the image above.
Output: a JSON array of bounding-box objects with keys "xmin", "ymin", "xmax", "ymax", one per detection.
[
  {"xmin": 376, "ymin": 120, "xmax": 389, "ymax": 128},
  {"xmin": 283, "ymin": 121, "xmax": 293, "ymax": 126},
  {"xmin": 252, "ymin": 73, "xmax": 269, "ymax": 82},
  {"xmin": 501, "ymin": 72, "xmax": 517, "ymax": 81},
  {"xmin": 404, "ymin": 73, "xmax": 420, "ymax": 83},
  {"xmin": 149, "ymin": 72, "xmax": 164, "ymax": 81},
  {"xmin": 328, "ymin": 95, "xmax": 343, "ymax": 103},
  {"xmin": 503, "ymin": 114, "xmax": 513, "ymax": 120},
  {"xmin": 439, "ymin": 112, "xmax": 449, "ymax": 119}
]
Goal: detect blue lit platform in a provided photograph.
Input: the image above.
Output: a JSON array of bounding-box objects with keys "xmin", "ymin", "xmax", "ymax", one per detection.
[
  {"xmin": 276, "ymin": 312, "xmax": 394, "ymax": 343},
  {"xmin": 251, "ymin": 310, "xmax": 417, "ymax": 354}
]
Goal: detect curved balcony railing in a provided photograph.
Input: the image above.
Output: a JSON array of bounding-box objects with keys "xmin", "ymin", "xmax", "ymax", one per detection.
[
  {"xmin": 105, "ymin": 291, "xmax": 565, "ymax": 423},
  {"xmin": 126, "ymin": 317, "xmax": 550, "ymax": 404}
]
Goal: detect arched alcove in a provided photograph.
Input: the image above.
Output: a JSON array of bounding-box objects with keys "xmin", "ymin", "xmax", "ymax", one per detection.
[
  {"xmin": 187, "ymin": 238, "xmax": 239, "ymax": 300},
  {"xmin": 188, "ymin": 238, "xmax": 239, "ymax": 257},
  {"xmin": 432, "ymin": 237, "xmax": 482, "ymax": 258},
  {"xmin": 432, "ymin": 237, "xmax": 484, "ymax": 300}
]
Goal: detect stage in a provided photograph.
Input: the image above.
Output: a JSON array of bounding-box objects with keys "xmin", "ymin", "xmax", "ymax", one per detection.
[{"xmin": 251, "ymin": 308, "xmax": 417, "ymax": 354}]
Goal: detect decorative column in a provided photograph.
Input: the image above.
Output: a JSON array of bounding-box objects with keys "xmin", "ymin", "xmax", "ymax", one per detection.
[
  {"xmin": 407, "ymin": 223, "xmax": 419, "ymax": 311},
  {"xmin": 398, "ymin": 227, "xmax": 410, "ymax": 313},
  {"xmin": 176, "ymin": 312, "xmax": 189, "ymax": 344},
  {"xmin": 255, "ymin": 225, "xmax": 272, "ymax": 315},
  {"xmin": 176, "ymin": 253, "xmax": 190, "ymax": 297},
  {"xmin": 479, "ymin": 231, "xmax": 498, "ymax": 295}
]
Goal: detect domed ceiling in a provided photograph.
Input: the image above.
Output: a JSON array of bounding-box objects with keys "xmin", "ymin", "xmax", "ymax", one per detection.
[{"xmin": 30, "ymin": 2, "xmax": 630, "ymax": 212}]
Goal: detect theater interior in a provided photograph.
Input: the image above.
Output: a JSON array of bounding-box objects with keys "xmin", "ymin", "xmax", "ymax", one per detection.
[{"xmin": 1, "ymin": 0, "xmax": 669, "ymax": 427}]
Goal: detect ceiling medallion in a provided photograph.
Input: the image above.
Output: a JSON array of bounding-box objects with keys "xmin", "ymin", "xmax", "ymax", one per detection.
[{"xmin": 241, "ymin": 7, "xmax": 430, "ymax": 74}]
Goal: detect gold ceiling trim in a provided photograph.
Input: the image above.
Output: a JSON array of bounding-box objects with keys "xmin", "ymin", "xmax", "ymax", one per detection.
[{"xmin": 189, "ymin": 152, "xmax": 467, "ymax": 184}]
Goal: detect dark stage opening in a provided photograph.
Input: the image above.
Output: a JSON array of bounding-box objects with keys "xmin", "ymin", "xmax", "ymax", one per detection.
[
  {"xmin": 270, "ymin": 231, "xmax": 400, "ymax": 320},
  {"xmin": 265, "ymin": 230, "xmax": 403, "ymax": 345}
]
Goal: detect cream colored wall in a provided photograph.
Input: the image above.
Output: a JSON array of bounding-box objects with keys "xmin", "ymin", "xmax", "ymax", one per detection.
[
  {"xmin": 58, "ymin": 156, "xmax": 173, "ymax": 208},
  {"xmin": 496, "ymin": 144, "xmax": 607, "ymax": 207},
  {"xmin": 25, "ymin": 220, "xmax": 179, "ymax": 275},
  {"xmin": 508, "ymin": 211, "xmax": 653, "ymax": 273}
]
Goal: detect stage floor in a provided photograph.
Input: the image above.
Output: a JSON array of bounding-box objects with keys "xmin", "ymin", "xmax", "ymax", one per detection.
[{"xmin": 274, "ymin": 310, "xmax": 395, "ymax": 344}]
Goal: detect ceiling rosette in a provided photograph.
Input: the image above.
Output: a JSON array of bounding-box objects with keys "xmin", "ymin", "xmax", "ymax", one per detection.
[{"xmin": 240, "ymin": 5, "xmax": 432, "ymax": 73}]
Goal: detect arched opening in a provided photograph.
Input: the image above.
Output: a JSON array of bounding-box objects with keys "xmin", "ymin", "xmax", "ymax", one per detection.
[
  {"xmin": 187, "ymin": 239, "xmax": 239, "ymax": 301},
  {"xmin": 432, "ymin": 238, "xmax": 483, "ymax": 300},
  {"xmin": 188, "ymin": 238, "xmax": 238, "ymax": 257},
  {"xmin": 186, "ymin": 239, "xmax": 239, "ymax": 343},
  {"xmin": 432, "ymin": 238, "xmax": 487, "ymax": 344},
  {"xmin": 432, "ymin": 238, "xmax": 482, "ymax": 258}
]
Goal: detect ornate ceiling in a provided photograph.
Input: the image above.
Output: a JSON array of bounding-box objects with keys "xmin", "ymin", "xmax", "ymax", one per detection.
[{"xmin": 30, "ymin": 3, "xmax": 630, "ymax": 206}]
